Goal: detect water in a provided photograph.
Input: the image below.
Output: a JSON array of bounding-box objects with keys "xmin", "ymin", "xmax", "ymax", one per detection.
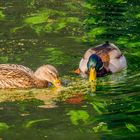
[{"xmin": 0, "ymin": 0, "xmax": 140, "ymax": 139}]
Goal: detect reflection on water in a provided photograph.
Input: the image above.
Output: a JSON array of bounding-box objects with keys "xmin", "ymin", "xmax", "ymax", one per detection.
[{"xmin": 0, "ymin": 0, "xmax": 140, "ymax": 140}]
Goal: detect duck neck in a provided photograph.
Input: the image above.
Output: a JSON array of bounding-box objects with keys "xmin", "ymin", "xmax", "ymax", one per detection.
[{"xmin": 33, "ymin": 75, "xmax": 48, "ymax": 88}]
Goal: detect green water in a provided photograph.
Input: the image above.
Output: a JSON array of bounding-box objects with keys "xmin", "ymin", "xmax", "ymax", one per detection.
[{"xmin": 0, "ymin": 0, "xmax": 140, "ymax": 139}]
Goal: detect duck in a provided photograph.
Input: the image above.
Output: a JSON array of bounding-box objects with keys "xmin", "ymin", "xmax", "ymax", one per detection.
[
  {"xmin": 75, "ymin": 41, "xmax": 127, "ymax": 82},
  {"xmin": 0, "ymin": 64, "xmax": 61, "ymax": 89}
]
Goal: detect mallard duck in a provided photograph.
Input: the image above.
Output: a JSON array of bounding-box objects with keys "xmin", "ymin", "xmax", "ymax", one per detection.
[
  {"xmin": 75, "ymin": 41, "xmax": 127, "ymax": 82},
  {"xmin": 0, "ymin": 64, "xmax": 61, "ymax": 89}
]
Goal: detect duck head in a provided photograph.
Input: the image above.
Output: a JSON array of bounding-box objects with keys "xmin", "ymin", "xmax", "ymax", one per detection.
[
  {"xmin": 34, "ymin": 65, "xmax": 61, "ymax": 87},
  {"xmin": 87, "ymin": 54, "xmax": 103, "ymax": 82}
]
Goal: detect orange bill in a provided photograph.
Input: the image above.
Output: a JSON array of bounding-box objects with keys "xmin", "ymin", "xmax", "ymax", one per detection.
[
  {"xmin": 74, "ymin": 68, "xmax": 80, "ymax": 74},
  {"xmin": 53, "ymin": 79, "xmax": 61, "ymax": 87}
]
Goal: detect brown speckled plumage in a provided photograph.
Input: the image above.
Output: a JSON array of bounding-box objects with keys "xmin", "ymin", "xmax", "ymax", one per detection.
[
  {"xmin": 0, "ymin": 64, "xmax": 34, "ymax": 75},
  {"xmin": 0, "ymin": 64, "xmax": 59, "ymax": 89}
]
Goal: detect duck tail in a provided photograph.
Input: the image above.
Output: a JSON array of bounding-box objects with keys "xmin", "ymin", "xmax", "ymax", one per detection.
[
  {"xmin": 102, "ymin": 41, "xmax": 110, "ymax": 47},
  {"xmin": 105, "ymin": 41, "xmax": 109, "ymax": 44}
]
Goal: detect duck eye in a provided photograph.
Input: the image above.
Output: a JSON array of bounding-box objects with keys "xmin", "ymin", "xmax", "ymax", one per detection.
[{"xmin": 49, "ymin": 72, "xmax": 53, "ymax": 75}]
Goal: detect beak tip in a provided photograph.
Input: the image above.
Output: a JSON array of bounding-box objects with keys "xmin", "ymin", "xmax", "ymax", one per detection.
[{"xmin": 54, "ymin": 79, "xmax": 61, "ymax": 87}]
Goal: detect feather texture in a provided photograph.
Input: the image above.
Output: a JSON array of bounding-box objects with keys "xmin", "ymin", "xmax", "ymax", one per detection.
[{"xmin": 0, "ymin": 64, "xmax": 60, "ymax": 89}]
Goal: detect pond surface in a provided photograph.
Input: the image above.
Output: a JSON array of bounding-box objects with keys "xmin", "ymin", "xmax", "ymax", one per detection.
[{"xmin": 0, "ymin": 0, "xmax": 140, "ymax": 140}]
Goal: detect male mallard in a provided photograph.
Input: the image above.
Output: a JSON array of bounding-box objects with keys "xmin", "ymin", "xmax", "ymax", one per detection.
[
  {"xmin": 0, "ymin": 64, "xmax": 61, "ymax": 89},
  {"xmin": 75, "ymin": 41, "xmax": 127, "ymax": 82}
]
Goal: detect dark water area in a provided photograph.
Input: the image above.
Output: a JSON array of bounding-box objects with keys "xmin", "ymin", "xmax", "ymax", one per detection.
[{"xmin": 0, "ymin": 0, "xmax": 140, "ymax": 140}]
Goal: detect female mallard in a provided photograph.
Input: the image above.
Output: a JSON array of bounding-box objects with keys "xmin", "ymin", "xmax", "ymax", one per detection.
[
  {"xmin": 0, "ymin": 64, "xmax": 61, "ymax": 89},
  {"xmin": 75, "ymin": 41, "xmax": 127, "ymax": 82}
]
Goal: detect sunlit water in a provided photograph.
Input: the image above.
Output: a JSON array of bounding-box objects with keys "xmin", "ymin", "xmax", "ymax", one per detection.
[{"xmin": 0, "ymin": 0, "xmax": 140, "ymax": 140}]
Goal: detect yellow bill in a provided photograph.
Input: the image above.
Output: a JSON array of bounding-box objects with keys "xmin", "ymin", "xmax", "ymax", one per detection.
[
  {"xmin": 89, "ymin": 67, "xmax": 97, "ymax": 82},
  {"xmin": 53, "ymin": 79, "xmax": 61, "ymax": 87}
]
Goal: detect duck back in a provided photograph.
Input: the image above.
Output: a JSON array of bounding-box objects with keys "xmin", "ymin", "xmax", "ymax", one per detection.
[
  {"xmin": 0, "ymin": 68, "xmax": 36, "ymax": 88},
  {"xmin": 0, "ymin": 64, "xmax": 34, "ymax": 75}
]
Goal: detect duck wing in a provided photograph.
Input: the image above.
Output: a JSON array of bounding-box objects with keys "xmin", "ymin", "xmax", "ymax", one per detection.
[
  {"xmin": 0, "ymin": 68, "xmax": 36, "ymax": 89},
  {"xmin": 108, "ymin": 50, "xmax": 127, "ymax": 73}
]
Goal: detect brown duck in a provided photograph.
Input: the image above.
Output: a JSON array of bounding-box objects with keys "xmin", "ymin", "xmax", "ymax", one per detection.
[{"xmin": 0, "ymin": 64, "xmax": 61, "ymax": 89}]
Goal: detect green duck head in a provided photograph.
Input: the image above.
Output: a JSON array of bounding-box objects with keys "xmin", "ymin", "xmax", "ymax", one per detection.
[{"xmin": 87, "ymin": 54, "xmax": 103, "ymax": 82}]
